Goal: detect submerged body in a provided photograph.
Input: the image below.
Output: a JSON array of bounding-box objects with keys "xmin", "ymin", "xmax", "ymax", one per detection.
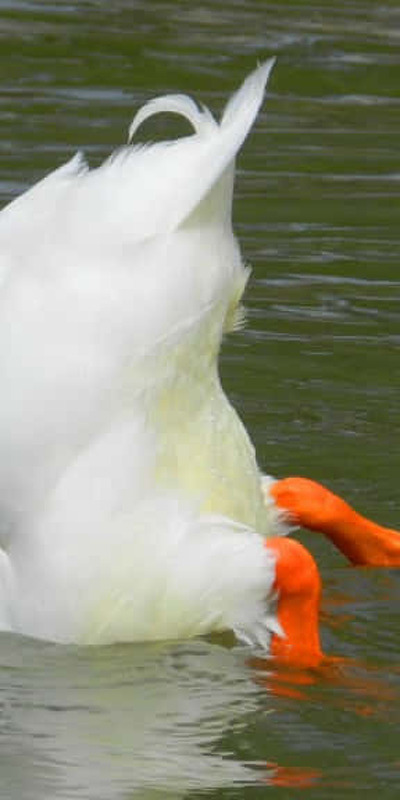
[{"xmin": 0, "ymin": 62, "xmax": 288, "ymax": 645}]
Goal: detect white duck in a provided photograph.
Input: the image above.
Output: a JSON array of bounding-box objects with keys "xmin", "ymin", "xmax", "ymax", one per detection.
[{"xmin": 0, "ymin": 62, "xmax": 321, "ymax": 659}]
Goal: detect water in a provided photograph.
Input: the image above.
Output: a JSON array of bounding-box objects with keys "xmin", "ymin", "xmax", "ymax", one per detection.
[{"xmin": 0, "ymin": 1, "xmax": 399, "ymax": 797}]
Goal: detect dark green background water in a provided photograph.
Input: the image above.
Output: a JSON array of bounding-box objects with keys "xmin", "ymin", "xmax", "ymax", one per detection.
[{"xmin": 0, "ymin": 1, "xmax": 399, "ymax": 798}]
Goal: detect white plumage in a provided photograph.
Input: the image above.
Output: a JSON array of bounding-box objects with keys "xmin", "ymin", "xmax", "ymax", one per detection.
[{"xmin": 0, "ymin": 60, "xmax": 284, "ymax": 645}]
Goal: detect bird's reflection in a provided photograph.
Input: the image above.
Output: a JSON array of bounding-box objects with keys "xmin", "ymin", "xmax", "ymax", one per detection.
[
  {"xmin": 2, "ymin": 624, "xmax": 397, "ymax": 800},
  {"xmin": 0, "ymin": 634, "xmax": 307, "ymax": 800}
]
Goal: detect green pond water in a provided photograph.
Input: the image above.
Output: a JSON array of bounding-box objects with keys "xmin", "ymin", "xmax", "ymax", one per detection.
[{"xmin": 0, "ymin": 1, "xmax": 399, "ymax": 798}]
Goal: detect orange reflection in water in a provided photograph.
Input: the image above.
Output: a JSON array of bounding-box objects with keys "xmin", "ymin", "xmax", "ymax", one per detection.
[
  {"xmin": 264, "ymin": 760, "xmax": 321, "ymax": 788},
  {"xmin": 249, "ymin": 652, "xmax": 397, "ymax": 717},
  {"xmin": 247, "ymin": 652, "xmax": 397, "ymax": 792}
]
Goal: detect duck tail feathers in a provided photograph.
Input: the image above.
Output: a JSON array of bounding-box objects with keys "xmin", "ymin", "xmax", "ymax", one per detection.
[
  {"xmin": 221, "ymin": 58, "xmax": 275, "ymax": 136},
  {"xmin": 128, "ymin": 94, "xmax": 217, "ymax": 143}
]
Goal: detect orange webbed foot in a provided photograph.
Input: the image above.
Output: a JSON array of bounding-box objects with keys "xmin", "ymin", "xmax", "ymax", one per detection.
[
  {"xmin": 268, "ymin": 476, "xmax": 342, "ymax": 532},
  {"xmin": 266, "ymin": 476, "xmax": 400, "ymax": 567}
]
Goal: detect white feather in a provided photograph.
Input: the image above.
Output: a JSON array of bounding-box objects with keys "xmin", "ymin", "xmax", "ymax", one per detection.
[
  {"xmin": 0, "ymin": 61, "xmax": 281, "ymax": 645},
  {"xmin": 128, "ymin": 93, "xmax": 217, "ymax": 141}
]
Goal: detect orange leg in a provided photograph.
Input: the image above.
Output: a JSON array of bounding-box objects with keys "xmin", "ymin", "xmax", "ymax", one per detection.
[
  {"xmin": 266, "ymin": 536, "xmax": 323, "ymax": 667},
  {"xmin": 267, "ymin": 476, "xmax": 400, "ymax": 567}
]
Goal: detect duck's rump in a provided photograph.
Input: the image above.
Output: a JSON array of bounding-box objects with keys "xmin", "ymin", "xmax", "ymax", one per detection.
[{"xmin": 0, "ymin": 61, "xmax": 280, "ymax": 644}]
